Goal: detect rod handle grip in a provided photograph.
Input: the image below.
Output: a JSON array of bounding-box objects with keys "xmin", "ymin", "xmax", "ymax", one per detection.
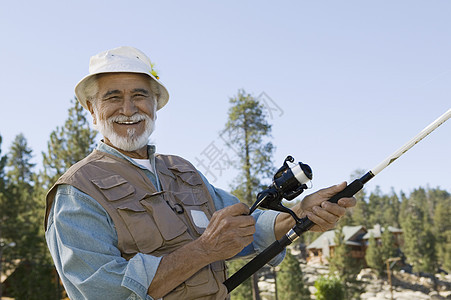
[
  {"xmin": 224, "ymin": 235, "xmax": 291, "ymax": 293},
  {"xmin": 295, "ymin": 179, "xmax": 365, "ymax": 232}
]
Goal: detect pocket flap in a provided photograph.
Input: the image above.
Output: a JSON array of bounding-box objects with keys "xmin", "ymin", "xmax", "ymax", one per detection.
[
  {"xmin": 141, "ymin": 199, "xmax": 187, "ymax": 241},
  {"xmin": 173, "ymin": 191, "xmax": 207, "ymax": 206},
  {"xmin": 117, "ymin": 204, "xmax": 163, "ymax": 253},
  {"xmin": 117, "ymin": 202, "xmax": 147, "ymax": 212},
  {"xmin": 92, "ymin": 174, "xmax": 126, "ymax": 188},
  {"xmin": 168, "ymin": 163, "xmax": 193, "ymax": 173},
  {"xmin": 168, "ymin": 166, "xmax": 203, "ymax": 186},
  {"xmin": 185, "ymin": 266, "xmax": 210, "ymax": 287},
  {"xmin": 179, "ymin": 172, "xmax": 203, "ymax": 186},
  {"xmin": 91, "ymin": 175, "xmax": 135, "ymax": 201}
]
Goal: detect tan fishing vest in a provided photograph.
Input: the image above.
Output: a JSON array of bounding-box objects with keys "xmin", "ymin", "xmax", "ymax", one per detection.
[{"xmin": 45, "ymin": 150, "xmax": 228, "ymax": 300}]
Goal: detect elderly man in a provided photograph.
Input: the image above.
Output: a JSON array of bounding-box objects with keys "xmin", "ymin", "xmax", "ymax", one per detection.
[{"xmin": 45, "ymin": 46, "xmax": 356, "ymax": 300}]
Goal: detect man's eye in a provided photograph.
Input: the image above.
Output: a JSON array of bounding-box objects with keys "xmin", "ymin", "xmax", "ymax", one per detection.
[
  {"xmin": 132, "ymin": 95, "xmax": 150, "ymax": 102},
  {"xmin": 105, "ymin": 96, "xmax": 121, "ymax": 101}
]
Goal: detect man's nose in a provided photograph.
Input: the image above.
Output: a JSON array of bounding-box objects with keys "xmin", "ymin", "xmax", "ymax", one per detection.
[{"xmin": 122, "ymin": 98, "xmax": 138, "ymax": 116}]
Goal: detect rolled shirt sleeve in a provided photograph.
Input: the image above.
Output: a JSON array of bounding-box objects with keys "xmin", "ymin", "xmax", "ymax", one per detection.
[{"xmin": 199, "ymin": 173, "xmax": 286, "ymax": 266}]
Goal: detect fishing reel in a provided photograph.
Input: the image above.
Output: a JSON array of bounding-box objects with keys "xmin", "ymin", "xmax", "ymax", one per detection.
[{"xmin": 249, "ymin": 156, "xmax": 313, "ymax": 223}]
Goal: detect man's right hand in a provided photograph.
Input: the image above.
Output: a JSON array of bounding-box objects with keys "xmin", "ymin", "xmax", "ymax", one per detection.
[
  {"xmin": 148, "ymin": 203, "xmax": 255, "ymax": 298},
  {"xmin": 197, "ymin": 203, "xmax": 256, "ymax": 262}
]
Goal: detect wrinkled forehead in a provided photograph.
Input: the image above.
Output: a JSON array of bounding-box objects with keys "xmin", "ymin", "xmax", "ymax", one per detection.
[
  {"xmin": 92, "ymin": 72, "xmax": 160, "ymax": 103},
  {"xmin": 96, "ymin": 72, "xmax": 154, "ymax": 89}
]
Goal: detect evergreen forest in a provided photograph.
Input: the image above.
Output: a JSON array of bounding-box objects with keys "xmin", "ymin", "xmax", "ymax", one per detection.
[{"xmin": 0, "ymin": 96, "xmax": 449, "ymax": 300}]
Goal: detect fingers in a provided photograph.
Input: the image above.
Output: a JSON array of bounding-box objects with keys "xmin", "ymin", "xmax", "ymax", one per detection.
[
  {"xmin": 337, "ymin": 196, "xmax": 357, "ymax": 208},
  {"xmin": 321, "ymin": 201, "xmax": 346, "ymax": 217},
  {"xmin": 307, "ymin": 212, "xmax": 334, "ymax": 231},
  {"xmin": 210, "ymin": 212, "xmax": 255, "ymax": 234},
  {"xmin": 209, "ymin": 203, "xmax": 250, "ymax": 224},
  {"xmin": 216, "ymin": 202, "xmax": 250, "ymax": 216},
  {"xmin": 199, "ymin": 203, "xmax": 256, "ymax": 260},
  {"xmin": 301, "ymin": 182, "xmax": 348, "ymax": 210},
  {"xmin": 301, "ymin": 182, "xmax": 357, "ymax": 232},
  {"xmin": 307, "ymin": 203, "xmax": 340, "ymax": 231}
]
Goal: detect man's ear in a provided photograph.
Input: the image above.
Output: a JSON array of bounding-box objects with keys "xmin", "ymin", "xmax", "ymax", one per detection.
[{"xmin": 86, "ymin": 101, "xmax": 97, "ymax": 125}]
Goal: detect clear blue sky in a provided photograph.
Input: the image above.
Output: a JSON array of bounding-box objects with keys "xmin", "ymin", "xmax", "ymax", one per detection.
[{"xmin": 1, "ymin": 1, "xmax": 450, "ymax": 197}]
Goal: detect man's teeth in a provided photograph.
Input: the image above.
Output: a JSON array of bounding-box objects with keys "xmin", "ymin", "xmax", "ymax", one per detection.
[{"xmin": 117, "ymin": 121, "xmax": 140, "ymax": 125}]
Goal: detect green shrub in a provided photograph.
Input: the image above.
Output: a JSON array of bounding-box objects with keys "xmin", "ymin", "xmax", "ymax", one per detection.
[{"xmin": 314, "ymin": 276, "xmax": 345, "ymax": 300}]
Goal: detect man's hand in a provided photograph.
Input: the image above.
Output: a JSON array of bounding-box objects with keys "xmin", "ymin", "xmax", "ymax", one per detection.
[
  {"xmin": 296, "ymin": 182, "xmax": 356, "ymax": 231},
  {"xmin": 148, "ymin": 203, "xmax": 255, "ymax": 298},
  {"xmin": 197, "ymin": 203, "xmax": 255, "ymax": 262},
  {"xmin": 275, "ymin": 182, "xmax": 356, "ymax": 238}
]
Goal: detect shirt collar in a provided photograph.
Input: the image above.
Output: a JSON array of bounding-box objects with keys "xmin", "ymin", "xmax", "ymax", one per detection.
[{"xmin": 96, "ymin": 141, "xmax": 156, "ymax": 170}]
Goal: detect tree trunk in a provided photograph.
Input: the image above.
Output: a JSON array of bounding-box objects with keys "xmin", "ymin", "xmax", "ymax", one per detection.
[
  {"xmin": 243, "ymin": 115, "xmax": 261, "ymax": 300},
  {"xmin": 251, "ymin": 273, "xmax": 261, "ymax": 300}
]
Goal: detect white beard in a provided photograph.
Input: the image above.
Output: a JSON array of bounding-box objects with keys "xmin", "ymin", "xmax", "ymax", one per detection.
[{"xmin": 94, "ymin": 112, "xmax": 155, "ymax": 152}]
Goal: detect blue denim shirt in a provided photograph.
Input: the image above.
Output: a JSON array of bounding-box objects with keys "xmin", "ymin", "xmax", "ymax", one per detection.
[{"xmin": 45, "ymin": 142, "xmax": 284, "ymax": 300}]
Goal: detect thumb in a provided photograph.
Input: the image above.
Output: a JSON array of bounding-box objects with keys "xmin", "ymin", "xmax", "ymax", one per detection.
[
  {"xmin": 301, "ymin": 182, "xmax": 348, "ymax": 211},
  {"xmin": 318, "ymin": 182, "xmax": 347, "ymax": 198}
]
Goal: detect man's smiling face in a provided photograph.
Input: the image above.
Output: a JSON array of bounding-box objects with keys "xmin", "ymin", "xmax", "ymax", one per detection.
[{"xmin": 87, "ymin": 72, "xmax": 157, "ymax": 154}]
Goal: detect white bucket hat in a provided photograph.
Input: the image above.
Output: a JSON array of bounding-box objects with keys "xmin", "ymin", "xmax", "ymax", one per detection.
[{"xmin": 75, "ymin": 46, "xmax": 169, "ymax": 111}]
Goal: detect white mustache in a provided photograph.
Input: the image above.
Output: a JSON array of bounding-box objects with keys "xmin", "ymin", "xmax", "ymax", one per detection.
[
  {"xmin": 94, "ymin": 111, "xmax": 156, "ymax": 152},
  {"xmin": 108, "ymin": 114, "xmax": 148, "ymax": 123}
]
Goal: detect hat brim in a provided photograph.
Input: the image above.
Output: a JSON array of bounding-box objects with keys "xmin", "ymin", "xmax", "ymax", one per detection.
[{"xmin": 75, "ymin": 70, "xmax": 169, "ymax": 111}]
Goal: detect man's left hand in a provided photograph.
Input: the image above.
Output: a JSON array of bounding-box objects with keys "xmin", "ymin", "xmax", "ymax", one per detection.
[{"xmin": 295, "ymin": 181, "xmax": 356, "ymax": 232}]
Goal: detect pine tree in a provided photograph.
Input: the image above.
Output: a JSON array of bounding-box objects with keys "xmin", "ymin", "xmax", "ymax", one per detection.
[
  {"xmin": 2, "ymin": 134, "xmax": 57, "ymax": 299},
  {"xmin": 277, "ymin": 249, "xmax": 310, "ymax": 300},
  {"xmin": 420, "ymin": 228, "xmax": 438, "ymax": 274},
  {"xmin": 367, "ymin": 187, "xmax": 384, "ymax": 227},
  {"xmin": 37, "ymin": 98, "xmax": 96, "ymax": 298},
  {"xmin": 328, "ymin": 225, "xmax": 364, "ymax": 299},
  {"xmin": 222, "ymin": 89, "xmax": 276, "ymax": 300},
  {"xmin": 0, "ymin": 135, "xmax": 8, "ymax": 220},
  {"xmin": 5, "ymin": 134, "xmax": 36, "ymax": 248},
  {"xmin": 433, "ymin": 200, "xmax": 451, "ymax": 272},
  {"xmin": 348, "ymin": 198, "xmax": 368, "ymax": 227},
  {"xmin": 2, "ymin": 134, "xmax": 36, "ymax": 267},
  {"xmin": 42, "ymin": 97, "xmax": 97, "ymax": 188},
  {"xmin": 222, "ymin": 89, "xmax": 275, "ymax": 206},
  {"xmin": 0, "ymin": 134, "xmax": 12, "ymax": 299},
  {"xmin": 365, "ymin": 187, "xmax": 401, "ymax": 229},
  {"xmin": 441, "ymin": 231, "xmax": 451, "ymax": 273},
  {"xmin": 400, "ymin": 188, "xmax": 439, "ymax": 274},
  {"xmin": 400, "ymin": 204, "xmax": 423, "ymax": 272},
  {"xmin": 380, "ymin": 226, "xmax": 397, "ymax": 265},
  {"xmin": 383, "ymin": 190, "xmax": 400, "ymax": 228},
  {"xmin": 365, "ymin": 233, "xmax": 383, "ymax": 276}
]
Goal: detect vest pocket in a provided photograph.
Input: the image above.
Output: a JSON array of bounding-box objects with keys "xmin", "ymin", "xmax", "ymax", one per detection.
[
  {"xmin": 91, "ymin": 175, "xmax": 135, "ymax": 201},
  {"xmin": 140, "ymin": 197, "xmax": 188, "ymax": 241},
  {"xmin": 138, "ymin": 195, "xmax": 193, "ymax": 254},
  {"xmin": 117, "ymin": 192, "xmax": 193, "ymax": 256},
  {"xmin": 117, "ymin": 204, "xmax": 164, "ymax": 254},
  {"xmin": 168, "ymin": 265, "xmax": 220, "ymax": 300}
]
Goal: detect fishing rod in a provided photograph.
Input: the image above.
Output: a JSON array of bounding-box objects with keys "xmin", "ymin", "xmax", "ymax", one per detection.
[{"xmin": 224, "ymin": 108, "xmax": 451, "ymax": 293}]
